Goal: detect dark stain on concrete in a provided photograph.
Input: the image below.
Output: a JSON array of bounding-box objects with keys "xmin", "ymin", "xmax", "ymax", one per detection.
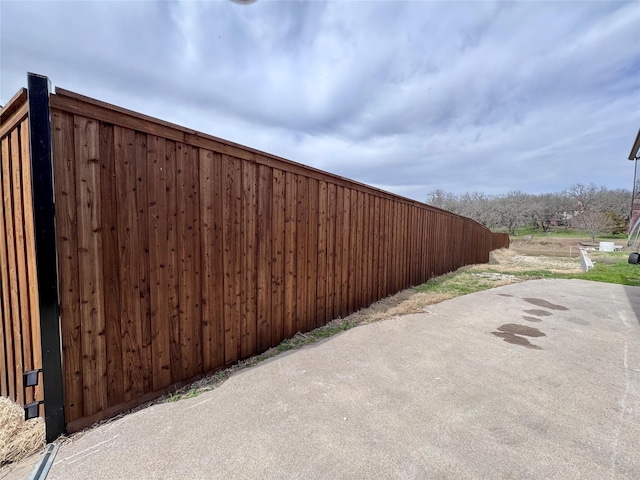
[
  {"xmin": 523, "ymin": 298, "xmax": 569, "ymax": 311},
  {"xmin": 491, "ymin": 324, "xmax": 545, "ymax": 350},
  {"xmin": 523, "ymin": 309, "xmax": 552, "ymax": 317},
  {"xmin": 522, "ymin": 316, "xmax": 542, "ymax": 323},
  {"xmin": 497, "ymin": 324, "xmax": 546, "ymax": 337},
  {"xmin": 498, "ymin": 294, "xmax": 514, "ymax": 297},
  {"xmin": 491, "ymin": 332, "xmax": 542, "ymax": 350}
]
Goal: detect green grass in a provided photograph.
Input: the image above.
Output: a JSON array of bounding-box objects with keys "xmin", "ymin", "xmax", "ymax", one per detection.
[
  {"xmin": 415, "ymin": 252, "xmax": 640, "ymax": 300},
  {"xmin": 573, "ymin": 261, "xmax": 640, "ymax": 286}
]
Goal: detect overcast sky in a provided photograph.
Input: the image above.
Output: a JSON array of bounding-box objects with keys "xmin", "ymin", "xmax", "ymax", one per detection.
[{"xmin": 2, "ymin": 0, "xmax": 639, "ymax": 201}]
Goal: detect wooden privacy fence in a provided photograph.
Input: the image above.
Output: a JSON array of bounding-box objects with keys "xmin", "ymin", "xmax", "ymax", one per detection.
[{"xmin": 1, "ymin": 74, "xmax": 509, "ymax": 441}]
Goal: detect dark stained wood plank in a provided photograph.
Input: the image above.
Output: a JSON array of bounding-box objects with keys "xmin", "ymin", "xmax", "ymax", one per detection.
[
  {"xmin": 365, "ymin": 193, "xmax": 375, "ymax": 307},
  {"xmin": 222, "ymin": 155, "xmax": 242, "ymax": 364},
  {"xmin": 176, "ymin": 144, "xmax": 202, "ymax": 377},
  {"xmin": 148, "ymin": 135, "xmax": 172, "ymax": 390},
  {"xmin": 241, "ymin": 161, "xmax": 257, "ymax": 358},
  {"xmin": 340, "ymin": 188, "xmax": 351, "ymax": 317},
  {"xmin": 270, "ymin": 169, "xmax": 285, "ymax": 346},
  {"xmin": 189, "ymin": 146, "xmax": 203, "ymax": 375},
  {"xmin": 334, "ymin": 186, "xmax": 344, "ymax": 318},
  {"xmin": 350, "ymin": 190, "xmax": 360, "ymax": 312},
  {"xmin": 325, "ymin": 183, "xmax": 337, "ymax": 321},
  {"xmin": 114, "ymin": 125, "xmax": 144, "ymax": 403},
  {"xmin": 295, "ymin": 175, "xmax": 308, "ymax": 334},
  {"xmin": 135, "ymin": 132, "xmax": 153, "ymax": 393},
  {"xmin": 74, "ymin": 115, "xmax": 107, "ymax": 415},
  {"xmin": 372, "ymin": 196, "xmax": 380, "ymax": 300},
  {"xmin": 306, "ymin": 178, "xmax": 319, "ymax": 330},
  {"xmin": 283, "ymin": 172, "xmax": 297, "ymax": 338},
  {"xmin": 164, "ymin": 140, "xmax": 181, "ymax": 382},
  {"xmin": 389, "ymin": 201, "xmax": 397, "ymax": 295},
  {"xmin": 176, "ymin": 143, "xmax": 189, "ymax": 378},
  {"xmin": 359, "ymin": 193, "xmax": 367, "ymax": 308},
  {"xmin": 199, "ymin": 149, "xmax": 214, "ymax": 372},
  {"xmin": 316, "ymin": 180, "xmax": 328, "ymax": 326},
  {"xmin": 51, "ymin": 110, "xmax": 83, "ymax": 421},
  {"xmin": 210, "ymin": 152, "xmax": 225, "ymax": 367},
  {"xmin": 256, "ymin": 164, "xmax": 273, "ymax": 351},
  {"xmin": 98, "ymin": 121, "xmax": 124, "ymax": 406}
]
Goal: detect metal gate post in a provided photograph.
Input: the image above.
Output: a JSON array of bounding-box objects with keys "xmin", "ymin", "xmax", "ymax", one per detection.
[{"xmin": 27, "ymin": 73, "xmax": 66, "ymax": 442}]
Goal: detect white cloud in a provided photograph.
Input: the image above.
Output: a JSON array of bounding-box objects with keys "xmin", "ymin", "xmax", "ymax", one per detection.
[{"xmin": 2, "ymin": 0, "xmax": 638, "ymax": 201}]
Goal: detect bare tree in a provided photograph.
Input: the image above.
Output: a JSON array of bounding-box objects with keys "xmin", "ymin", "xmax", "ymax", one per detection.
[
  {"xmin": 493, "ymin": 191, "xmax": 533, "ymax": 235},
  {"xmin": 566, "ymin": 183, "xmax": 604, "ymax": 213},
  {"xmin": 425, "ymin": 189, "xmax": 460, "ymax": 213},
  {"xmin": 572, "ymin": 209, "xmax": 614, "ymax": 242},
  {"xmin": 530, "ymin": 193, "xmax": 567, "ymax": 232}
]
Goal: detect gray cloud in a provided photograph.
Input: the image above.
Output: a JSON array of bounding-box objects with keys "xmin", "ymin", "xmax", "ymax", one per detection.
[{"xmin": 2, "ymin": 0, "xmax": 638, "ymax": 202}]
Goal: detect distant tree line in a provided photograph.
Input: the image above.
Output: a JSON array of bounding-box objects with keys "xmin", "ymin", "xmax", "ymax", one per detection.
[{"xmin": 426, "ymin": 183, "xmax": 632, "ymax": 240}]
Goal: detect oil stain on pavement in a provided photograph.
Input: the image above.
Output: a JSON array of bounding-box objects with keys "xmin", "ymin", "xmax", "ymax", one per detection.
[
  {"xmin": 523, "ymin": 298, "xmax": 569, "ymax": 311},
  {"xmin": 491, "ymin": 323, "xmax": 546, "ymax": 350}
]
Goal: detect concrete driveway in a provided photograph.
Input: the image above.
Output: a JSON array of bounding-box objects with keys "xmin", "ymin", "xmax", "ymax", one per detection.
[{"xmin": 17, "ymin": 279, "xmax": 640, "ymax": 479}]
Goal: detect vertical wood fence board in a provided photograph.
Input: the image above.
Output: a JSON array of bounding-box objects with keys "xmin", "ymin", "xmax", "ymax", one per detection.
[
  {"xmin": 51, "ymin": 110, "xmax": 83, "ymax": 421},
  {"xmin": 240, "ymin": 161, "xmax": 257, "ymax": 358},
  {"xmin": 256, "ymin": 164, "xmax": 273, "ymax": 351},
  {"xmin": 99, "ymin": 122, "xmax": 124, "ymax": 406},
  {"xmin": 148, "ymin": 136, "xmax": 172, "ymax": 389},
  {"xmin": 210, "ymin": 154, "xmax": 226, "ymax": 366},
  {"xmin": 325, "ymin": 183, "xmax": 337, "ymax": 322},
  {"xmin": 270, "ymin": 169, "xmax": 285, "ymax": 346},
  {"xmin": 367, "ymin": 194, "xmax": 376, "ymax": 306},
  {"xmin": 3, "ymin": 131, "xmax": 24, "ymax": 406},
  {"xmin": 0, "ymin": 135, "xmax": 15, "ymax": 400},
  {"xmin": 222, "ymin": 156, "xmax": 242, "ymax": 364},
  {"xmin": 115, "ymin": 126, "xmax": 144, "ymax": 403},
  {"xmin": 283, "ymin": 172, "xmax": 297, "ymax": 339},
  {"xmin": 12, "ymin": 127, "xmax": 34, "ymax": 404},
  {"xmin": 164, "ymin": 140, "xmax": 181, "ymax": 382},
  {"xmin": 75, "ymin": 116, "xmax": 108, "ymax": 416},
  {"xmin": 11, "ymin": 126, "xmax": 36, "ymax": 403},
  {"xmin": 198, "ymin": 149, "xmax": 225, "ymax": 370},
  {"xmin": 316, "ymin": 181, "xmax": 328, "ymax": 326},
  {"xmin": 295, "ymin": 175, "xmax": 308, "ymax": 334},
  {"xmin": 333, "ymin": 185, "xmax": 344, "ymax": 318},
  {"xmin": 340, "ymin": 188, "xmax": 351, "ymax": 318},
  {"xmin": 134, "ymin": 132, "xmax": 153, "ymax": 393},
  {"xmin": 0, "ymin": 136, "xmax": 12, "ymax": 398},
  {"xmin": 306, "ymin": 178, "xmax": 319, "ymax": 331}
]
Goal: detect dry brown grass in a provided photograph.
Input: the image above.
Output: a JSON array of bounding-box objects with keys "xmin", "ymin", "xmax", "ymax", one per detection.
[{"xmin": 0, "ymin": 397, "xmax": 44, "ymax": 467}]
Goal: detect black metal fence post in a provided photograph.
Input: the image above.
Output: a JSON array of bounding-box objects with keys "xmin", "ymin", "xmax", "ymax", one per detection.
[{"xmin": 27, "ymin": 72, "xmax": 66, "ymax": 442}]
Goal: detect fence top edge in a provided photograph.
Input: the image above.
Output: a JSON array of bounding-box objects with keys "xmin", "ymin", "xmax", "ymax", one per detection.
[
  {"xmin": 0, "ymin": 88, "xmax": 27, "ymax": 122},
  {"xmin": 51, "ymin": 86, "xmax": 490, "ymax": 231}
]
